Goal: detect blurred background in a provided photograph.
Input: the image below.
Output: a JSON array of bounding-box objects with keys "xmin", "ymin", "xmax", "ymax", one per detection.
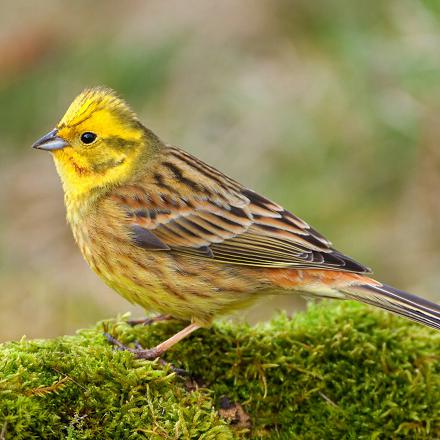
[{"xmin": 1, "ymin": 0, "xmax": 440, "ymax": 341}]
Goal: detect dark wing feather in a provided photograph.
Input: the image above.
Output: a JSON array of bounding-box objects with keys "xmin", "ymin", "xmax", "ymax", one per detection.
[{"xmin": 115, "ymin": 146, "xmax": 370, "ymax": 274}]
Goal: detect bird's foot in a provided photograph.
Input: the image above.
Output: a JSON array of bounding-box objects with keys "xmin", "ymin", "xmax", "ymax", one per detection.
[
  {"xmin": 104, "ymin": 322, "xmax": 200, "ymax": 376},
  {"xmin": 103, "ymin": 332, "xmax": 189, "ymax": 375},
  {"xmin": 127, "ymin": 314, "xmax": 174, "ymax": 327},
  {"xmin": 104, "ymin": 332, "xmax": 162, "ymax": 360}
]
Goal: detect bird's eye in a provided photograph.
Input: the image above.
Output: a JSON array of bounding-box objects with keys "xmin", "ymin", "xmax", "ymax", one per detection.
[{"xmin": 80, "ymin": 132, "xmax": 97, "ymax": 144}]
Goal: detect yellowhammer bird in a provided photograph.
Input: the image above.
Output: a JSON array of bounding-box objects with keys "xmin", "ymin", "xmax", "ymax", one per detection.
[{"xmin": 32, "ymin": 87, "xmax": 440, "ymax": 359}]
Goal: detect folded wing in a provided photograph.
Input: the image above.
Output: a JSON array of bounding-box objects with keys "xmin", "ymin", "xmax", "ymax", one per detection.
[{"xmin": 112, "ymin": 146, "xmax": 370, "ymax": 273}]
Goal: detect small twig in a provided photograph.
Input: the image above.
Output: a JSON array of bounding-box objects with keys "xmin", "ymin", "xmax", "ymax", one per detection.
[
  {"xmin": 51, "ymin": 367, "xmax": 87, "ymax": 392},
  {"xmin": 1, "ymin": 421, "xmax": 7, "ymax": 440},
  {"xmin": 319, "ymin": 391, "xmax": 339, "ymax": 408}
]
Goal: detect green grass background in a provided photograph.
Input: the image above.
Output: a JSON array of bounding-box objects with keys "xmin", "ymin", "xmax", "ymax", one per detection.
[{"xmin": 0, "ymin": 0, "xmax": 440, "ymax": 341}]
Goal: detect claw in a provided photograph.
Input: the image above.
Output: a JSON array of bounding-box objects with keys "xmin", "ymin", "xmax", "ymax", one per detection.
[
  {"xmin": 158, "ymin": 358, "xmax": 190, "ymax": 377},
  {"xmin": 104, "ymin": 332, "xmax": 190, "ymax": 370},
  {"xmin": 134, "ymin": 340, "xmax": 143, "ymax": 350},
  {"xmin": 103, "ymin": 322, "xmax": 200, "ymax": 367},
  {"xmin": 103, "ymin": 332, "xmax": 191, "ymax": 374},
  {"xmin": 104, "ymin": 332, "xmax": 161, "ymax": 359},
  {"xmin": 104, "ymin": 332, "xmax": 126, "ymax": 350}
]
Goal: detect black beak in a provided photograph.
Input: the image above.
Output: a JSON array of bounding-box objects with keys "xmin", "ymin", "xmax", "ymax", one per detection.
[{"xmin": 32, "ymin": 129, "xmax": 68, "ymax": 151}]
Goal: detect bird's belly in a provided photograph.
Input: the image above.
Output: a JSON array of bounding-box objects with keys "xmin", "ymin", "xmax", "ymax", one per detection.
[{"xmin": 80, "ymin": 236, "xmax": 269, "ymax": 324}]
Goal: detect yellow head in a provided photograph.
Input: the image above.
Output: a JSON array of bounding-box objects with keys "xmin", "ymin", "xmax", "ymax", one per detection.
[{"xmin": 32, "ymin": 87, "xmax": 155, "ymax": 199}]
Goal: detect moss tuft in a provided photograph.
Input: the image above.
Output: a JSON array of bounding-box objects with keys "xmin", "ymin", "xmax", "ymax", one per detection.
[{"xmin": 1, "ymin": 301, "xmax": 439, "ymax": 439}]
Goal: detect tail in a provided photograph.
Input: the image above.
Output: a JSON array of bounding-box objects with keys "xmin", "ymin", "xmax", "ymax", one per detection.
[{"xmin": 342, "ymin": 282, "xmax": 440, "ymax": 330}]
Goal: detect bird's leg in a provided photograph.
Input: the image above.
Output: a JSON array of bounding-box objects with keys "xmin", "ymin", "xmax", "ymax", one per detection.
[
  {"xmin": 105, "ymin": 322, "xmax": 201, "ymax": 361},
  {"xmin": 127, "ymin": 314, "xmax": 174, "ymax": 326}
]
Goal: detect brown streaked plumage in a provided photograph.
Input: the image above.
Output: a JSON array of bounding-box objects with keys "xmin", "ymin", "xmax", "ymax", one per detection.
[{"xmin": 32, "ymin": 87, "xmax": 440, "ymax": 360}]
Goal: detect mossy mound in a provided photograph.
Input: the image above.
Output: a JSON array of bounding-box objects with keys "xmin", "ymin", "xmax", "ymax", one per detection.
[{"xmin": 1, "ymin": 301, "xmax": 439, "ymax": 439}]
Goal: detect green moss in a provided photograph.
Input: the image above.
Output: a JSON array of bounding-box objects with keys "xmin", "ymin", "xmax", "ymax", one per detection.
[{"xmin": 1, "ymin": 302, "xmax": 439, "ymax": 439}]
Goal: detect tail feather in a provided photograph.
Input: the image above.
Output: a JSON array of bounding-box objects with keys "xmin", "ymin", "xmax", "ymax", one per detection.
[{"xmin": 342, "ymin": 283, "xmax": 440, "ymax": 331}]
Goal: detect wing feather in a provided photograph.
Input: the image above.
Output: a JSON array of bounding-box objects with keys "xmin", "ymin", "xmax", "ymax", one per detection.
[{"xmin": 113, "ymin": 146, "xmax": 370, "ymax": 273}]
